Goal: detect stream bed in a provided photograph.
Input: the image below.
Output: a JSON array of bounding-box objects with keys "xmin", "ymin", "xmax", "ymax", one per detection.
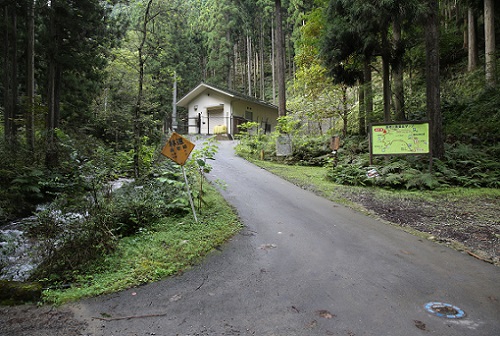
[{"xmin": 0, "ymin": 178, "xmax": 133, "ymax": 282}]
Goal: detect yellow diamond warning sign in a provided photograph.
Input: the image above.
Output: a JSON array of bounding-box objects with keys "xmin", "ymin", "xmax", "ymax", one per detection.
[{"xmin": 161, "ymin": 132, "xmax": 195, "ymax": 166}]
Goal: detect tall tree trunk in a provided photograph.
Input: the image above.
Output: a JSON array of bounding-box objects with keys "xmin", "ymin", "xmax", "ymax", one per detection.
[
  {"xmin": 271, "ymin": 22, "xmax": 276, "ymax": 105},
  {"xmin": 3, "ymin": 5, "xmax": 18, "ymax": 145},
  {"xmin": 341, "ymin": 85, "xmax": 348, "ymax": 138},
  {"xmin": 133, "ymin": 0, "xmax": 154, "ymax": 178},
  {"xmin": 226, "ymin": 29, "xmax": 232, "ymax": 89},
  {"xmin": 171, "ymin": 71, "xmax": 177, "ymax": 132},
  {"xmin": 10, "ymin": 5, "xmax": 17, "ymax": 144},
  {"xmin": 275, "ymin": 0, "xmax": 286, "ymax": 117},
  {"xmin": 425, "ymin": 0, "xmax": 444, "ymax": 159},
  {"xmin": 364, "ymin": 59, "xmax": 373, "ymax": 127},
  {"xmin": 484, "ymin": 0, "xmax": 496, "ymax": 87},
  {"xmin": 467, "ymin": 7, "xmax": 477, "ymax": 72},
  {"xmin": 382, "ymin": 50, "xmax": 391, "ymax": 121},
  {"xmin": 3, "ymin": 5, "xmax": 12, "ymax": 144},
  {"xmin": 358, "ymin": 80, "xmax": 366, "ymax": 136},
  {"xmin": 380, "ymin": 26, "xmax": 391, "ymax": 122},
  {"xmin": 46, "ymin": 1, "xmax": 62, "ymax": 169},
  {"xmin": 254, "ymin": 50, "xmax": 258, "ymax": 98},
  {"xmin": 260, "ymin": 18, "xmax": 265, "ymax": 101},
  {"xmin": 392, "ymin": 19, "xmax": 405, "ymax": 121},
  {"xmin": 247, "ymin": 35, "xmax": 252, "ymax": 96},
  {"xmin": 26, "ymin": 0, "xmax": 35, "ymax": 152},
  {"xmin": 233, "ymin": 43, "xmax": 238, "ymax": 90}
]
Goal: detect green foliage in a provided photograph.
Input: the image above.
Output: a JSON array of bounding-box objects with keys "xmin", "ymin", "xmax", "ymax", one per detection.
[
  {"xmin": 188, "ymin": 137, "xmax": 218, "ymax": 175},
  {"xmin": 101, "ymin": 179, "xmax": 188, "ymax": 237},
  {"xmin": 238, "ymin": 118, "xmax": 336, "ymax": 166},
  {"xmin": 326, "ymin": 156, "xmax": 441, "ymax": 190},
  {"xmin": 235, "ymin": 122, "xmax": 272, "ymax": 159},
  {"xmin": 326, "ymin": 162, "xmax": 371, "ymax": 186},
  {"xmin": 435, "ymin": 143, "xmax": 500, "ymax": 188},
  {"xmin": 41, "ymin": 184, "xmax": 241, "ymax": 305},
  {"xmin": 186, "ymin": 138, "xmax": 219, "ymax": 213},
  {"xmin": 27, "ymin": 161, "xmax": 190, "ymax": 286},
  {"xmin": 323, "ymin": 137, "xmax": 500, "ymax": 190},
  {"xmin": 376, "ymin": 159, "xmax": 440, "ymax": 190},
  {"xmin": 286, "ymin": 134, "xmax": 332, "ymax": 166},
  {"xmin": 11, "ymin": 169, "xmax": 44, "ymax": 197},
  {"xmin": 442, "ymin": 87, "xmax": 500, "ymax": 144},
  {"xmin": 276, "ymin": 116, "xmax": 301, "ymax": 135}
]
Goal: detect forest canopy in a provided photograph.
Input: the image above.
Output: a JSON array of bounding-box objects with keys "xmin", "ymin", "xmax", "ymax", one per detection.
[{"xmin": 1, "ymin": 0, "xmax": 499, "ymax": 215}]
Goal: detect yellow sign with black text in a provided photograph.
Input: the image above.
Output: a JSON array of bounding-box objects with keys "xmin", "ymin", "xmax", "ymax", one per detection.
[{"xmin": 161, "ymin": 132, "xmax": 195, "ymax": 166}]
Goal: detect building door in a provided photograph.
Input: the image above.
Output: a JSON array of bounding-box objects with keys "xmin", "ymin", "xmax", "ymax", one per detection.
[{"xmin": 207, "ymin": 107, "xmax": 224, "ymax": 134}]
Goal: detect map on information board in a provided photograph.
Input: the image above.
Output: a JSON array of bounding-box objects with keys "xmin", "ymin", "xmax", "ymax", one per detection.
[{"xmin": 370, "ymin": 122, "xmax": 430, "ymax": 155}]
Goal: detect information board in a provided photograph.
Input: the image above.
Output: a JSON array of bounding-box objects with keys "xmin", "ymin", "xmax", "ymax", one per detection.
[
  {"xmin": 161, "ymin": 132, "xmax": 195, "ymax": 165},
  {"xmin": 370, "ymin": 122, "xmax": 430, "ymax": 155}
]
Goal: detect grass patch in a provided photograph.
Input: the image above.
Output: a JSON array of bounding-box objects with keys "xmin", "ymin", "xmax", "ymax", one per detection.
[
  {"xmin": 251, "ymin": 158, "xmax": 367, "ymax": 208},
  {"xmin": 250, "ymin": 158, "xmax": 500, "ymax": 209},
  {"xmin": 42, "ymin": 183, "xmax": 242, "ymax": 306}
]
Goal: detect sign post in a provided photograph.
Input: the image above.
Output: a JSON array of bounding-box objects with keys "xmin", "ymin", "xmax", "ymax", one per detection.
[
  {"xmin": 330, "ymin": 136, "xmax": 341, "ymax": 167},
  {"xmin": 161, "ymin": 133, "xmax": 198, "ymax": 222},
  {"xmin": 181, "ymin": 165, "xmax": 198, "ymax": 223}
]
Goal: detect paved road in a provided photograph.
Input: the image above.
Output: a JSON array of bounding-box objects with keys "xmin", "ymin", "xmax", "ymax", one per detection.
[{"xmin": 72, "ymin": 140, "xmax": 500, "ymax": 335}]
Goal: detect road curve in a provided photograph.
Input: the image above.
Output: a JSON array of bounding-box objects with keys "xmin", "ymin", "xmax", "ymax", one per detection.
[{"xmin": 71, "ymin": 140, "xmax": 500, "ymax": 336}]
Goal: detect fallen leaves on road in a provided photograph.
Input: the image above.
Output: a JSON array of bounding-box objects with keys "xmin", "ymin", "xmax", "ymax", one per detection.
[
  {"xmin": 316, "ymin": 310, "xmax": 335, "ymax": 319},
  {"xmin": 259, "ymin": 243, "xmax": 277, "ymax": 251},
  {"xmin": 414, "ymin": 320, "xmax": 427, "ymax": 331}
]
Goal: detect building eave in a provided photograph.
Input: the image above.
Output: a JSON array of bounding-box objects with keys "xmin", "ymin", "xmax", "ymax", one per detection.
[{"xmin": 176, "ymin": 82, "xmax": 278, "ymax": 110}]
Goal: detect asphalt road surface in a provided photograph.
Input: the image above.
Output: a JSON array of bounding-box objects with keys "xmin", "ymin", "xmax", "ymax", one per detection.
[{"xmin": 71, "ymin": 140, "xmax": 500, "ymax": 336}]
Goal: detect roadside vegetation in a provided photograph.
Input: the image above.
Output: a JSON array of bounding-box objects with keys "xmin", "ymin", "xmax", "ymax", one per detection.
[
  {"xmin": 42, "ymin": 183, "xmax": 241, "ymax": 306},
  {"xmin": 1, "ymin": 138, "xmax": 242, "ymax": 305}
]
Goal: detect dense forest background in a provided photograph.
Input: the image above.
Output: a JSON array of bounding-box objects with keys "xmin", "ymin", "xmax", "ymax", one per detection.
[
  {"xmin": 1, "ymin": 0, "xmax": 499, "ymax": 222},
  {"xmin": 0, "ymin": 0, "xmax": 499, "ymax": 293}
]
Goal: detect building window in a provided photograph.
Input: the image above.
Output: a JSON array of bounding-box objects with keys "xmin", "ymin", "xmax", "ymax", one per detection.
[{"xmin": 245, "ymin": 110, "xmax": 253, "ymax": 121}]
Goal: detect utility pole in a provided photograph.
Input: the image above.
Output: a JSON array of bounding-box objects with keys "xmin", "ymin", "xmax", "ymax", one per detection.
[{"xmin": 172, "ymin": 71, "xmax": 177, "ymax": 132}]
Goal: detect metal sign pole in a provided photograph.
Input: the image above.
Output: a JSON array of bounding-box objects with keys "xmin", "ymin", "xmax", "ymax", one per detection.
[
  {"xmin": 182, "ymin": 165, "xmax": 198, "ymax": 223},
  {"xmin": 161, "ymin": 133, "xmax": 197, "ymax": 222}
]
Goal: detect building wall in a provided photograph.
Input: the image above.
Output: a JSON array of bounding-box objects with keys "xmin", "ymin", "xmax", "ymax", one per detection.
[
  {"xmin": 186, "ymin": 92, "xmax": 278, "ymax": 135},
  {"xmin": 231, "ymin": 101, "xmax": 278, "ymax": 133},
  {"xmin": 188, "ymin": 92, "xmax": 231, "ymax": 135}
]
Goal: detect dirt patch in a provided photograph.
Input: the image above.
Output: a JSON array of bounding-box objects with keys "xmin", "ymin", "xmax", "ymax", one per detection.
[
  {"xmin": 345, "ymin": 190, "xmax": 500, "ymax": 266},
  {"xmin": 0, "ymin": 304, "xmax": 86, "ymax": 335}
]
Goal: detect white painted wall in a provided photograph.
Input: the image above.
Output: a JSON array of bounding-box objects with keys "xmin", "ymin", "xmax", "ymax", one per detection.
[
  {"xmin": 188, "ymin": 92, "xmax": 231, "ymax": 135},
  {"xmin": 186, "ymin": 92, "xmax": 278, "ymax": 135}
]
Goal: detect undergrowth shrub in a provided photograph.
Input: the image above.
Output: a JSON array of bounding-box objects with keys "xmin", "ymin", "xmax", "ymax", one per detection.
[
  {"xmin": 234, "ymin": 121, "xmax": 272, "ymax": 159},
  {"xmin": 442, "ymin": 87, "xmax": 500, "ymax": 144},
  {"xmin": 326, "ymin": 162, "xmax": 373, "ymax": 186},
  {"xmin": 287, "ymin": 135, "xmax": 331, "ymax": 166},
  {"xmin": 438, "ymin": 142, "xmax": 500, "ymax": 188},
  {"xmin": 26, "ymin": 161, "xmax": 189, "ymax": 286},
  {"xmin": 325, "ymin": 140, "xmax": 499, "ymax": 190}
]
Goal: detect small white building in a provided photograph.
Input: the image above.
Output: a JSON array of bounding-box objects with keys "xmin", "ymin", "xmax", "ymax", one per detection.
[{"xmin": 176, "ymin": 82, "xmax": 279, "ymax": 137}]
